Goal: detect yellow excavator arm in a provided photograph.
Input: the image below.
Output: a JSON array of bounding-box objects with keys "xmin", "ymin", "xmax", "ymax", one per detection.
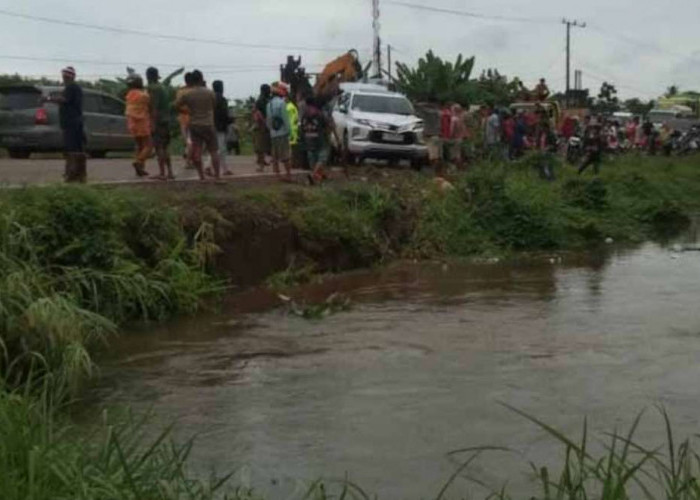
[{"xmin": 313, "ymin": 50, "xmax": 362, "ymax": 102}]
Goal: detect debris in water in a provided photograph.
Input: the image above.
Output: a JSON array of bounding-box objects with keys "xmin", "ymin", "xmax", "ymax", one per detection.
[{"xmin": 283, "ymin": 293, "xmax": 352, "ymax": 320}]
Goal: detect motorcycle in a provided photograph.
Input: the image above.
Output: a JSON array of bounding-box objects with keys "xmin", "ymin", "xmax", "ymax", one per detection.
[{"xmin": 675, "ymin": 126, "xmax": 700, "ymax": 156}]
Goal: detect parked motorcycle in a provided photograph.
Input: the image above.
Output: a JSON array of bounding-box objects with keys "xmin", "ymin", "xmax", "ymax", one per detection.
[{"xmin": 674, "ymin": 126, "xmax": 700, "ymax": 156}]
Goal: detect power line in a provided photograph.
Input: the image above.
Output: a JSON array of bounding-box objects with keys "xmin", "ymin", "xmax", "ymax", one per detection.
[
  {"xmin": 587, "ymin": 25, "xmax": 685, "ymax": 59},
  {"xmin": 0, "ymin": 8, "xmax": 348, "ymax": 53},
  {"xmin": 0, "ymin": 54, "xmax": 292, "ymax": 70},
  {"xmin": 383, "ymin": 0, "xmax": 557, "ymax": 24}
]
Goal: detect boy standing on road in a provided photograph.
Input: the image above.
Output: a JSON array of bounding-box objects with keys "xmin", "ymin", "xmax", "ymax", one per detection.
[
  {"xmin": 47, "ymin": 66, "xmax": 86, "ymax": 182},
  {"xmin": 578, "ymin": 124, "xmax": 605, "ymax": 175},
  {"xmin": 303, "ymin": 96, "xmax": 339, "ymax": 184},
  {"xmin": 266, "ymin": 83, "xmax": 292, "ymax": 180},
  {"xmin": 253, "ymin": 84, "xmax": 272, "ymax": 171},
  {"xmin": 176, "ymin": 72, "xmax": 195, "ymax": 168},
  {"xmin": 484, "ymin": 106, "xmax": 502, "ymax": 161},
  {"xmin": 125, "ymin": 75, "xmax": 152, "ymax": 177},
  {"xmin": 174, "ymin": 70, "xmax": 221, "ymax": 181},
  {"xmin": 283, "ymin": 84, "xmax": 300, "ymax": 170},
  {"xmin": 212, "ymin": 80, "xmax": 234, "ymax": 176},
  {"xmin": 146, "ymin": 67, "xmax": 174, "ymax": 180}
]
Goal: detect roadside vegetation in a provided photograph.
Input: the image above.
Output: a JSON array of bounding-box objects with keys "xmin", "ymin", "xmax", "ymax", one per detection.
[
  {"xmin": 0, "ymin": 186, "xmax": 226, "ymax": 499},
  {"xmin": 1, "ymin": 154, "xmax": 699, "ymax": 499}
]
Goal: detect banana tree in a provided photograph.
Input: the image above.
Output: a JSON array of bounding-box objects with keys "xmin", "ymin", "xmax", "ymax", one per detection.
[{"xmin": 395, "ymin": 50, "xmax": 479, "ymax": 105}]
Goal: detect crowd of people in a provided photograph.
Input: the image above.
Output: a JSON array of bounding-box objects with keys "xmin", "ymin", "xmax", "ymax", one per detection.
[
  {"xmin": 422, "ymin": 90, "xmax": 675, "ymax": 181},
  {"xmin": 251, "ymin": 82, "xmax": 341, "ymax": 184},
  {"xmin": 50, "ymin": 65, "xmax": 342, "ymax": 184},
  {"xmin": 49, "ymin": 68, "xmax": 680, "ymax": 185}
]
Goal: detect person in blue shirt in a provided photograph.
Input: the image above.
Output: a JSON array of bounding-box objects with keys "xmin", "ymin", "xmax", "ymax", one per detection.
[{"xmin": 266, "ymin": 82, "xmax": 292, "ymax": 180}]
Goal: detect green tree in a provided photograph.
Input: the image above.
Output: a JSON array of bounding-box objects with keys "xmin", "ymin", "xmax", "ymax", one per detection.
[
  {"xmin": 395, "ymin": 50, "xmax": 478, "ymax": 105},
  {"xmin": 666, "ymin": 85, "xmax": 679, "ymax": 97},
  {"xmin": 594, "ymin": 81, "xmax": 620, "ymax": 113},
  {"xmin": 623, "ymin": 98, "xmax": 654, "ymax": 116},
  {"xmin": 477, "ymin": 68, "xmax": 521, "ymax": 105}
]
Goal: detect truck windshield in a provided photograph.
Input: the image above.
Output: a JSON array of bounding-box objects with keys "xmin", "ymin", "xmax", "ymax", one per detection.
[
  {"xmin": 352, "ymin": 95, "xmax": 414, "ymax": 115},
  {"xmin": 0, "ymin": 88, "xmax": 42, "ymax": 110}
]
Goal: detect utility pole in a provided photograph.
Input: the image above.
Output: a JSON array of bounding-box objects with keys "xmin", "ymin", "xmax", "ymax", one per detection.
[
  {"xmin": 387, "ymin": 44, "xmax": 392, "ymax": 80},
  {"xmin": 562, "ymin": 18, "xmax": 586, "ymax": 107},
  {"xmin": 372, "ymin": 0, "xmax": 382, "ymax": 78}
]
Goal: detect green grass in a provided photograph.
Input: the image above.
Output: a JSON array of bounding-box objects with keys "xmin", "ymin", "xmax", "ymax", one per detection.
[
  {"xmin": 0, "ymin": 378, "xmax": 238, "ymax": 500},
  {"xmin": 0, "ymin": 186, "xmax": 220, "ymax": 391},
  {"xmin": 0, "ymin": 186, "xmax": 230, "ymax": 499},
  {"xmin": 438, "ymin": 405, "xmax": 700, "ymax": 500}
]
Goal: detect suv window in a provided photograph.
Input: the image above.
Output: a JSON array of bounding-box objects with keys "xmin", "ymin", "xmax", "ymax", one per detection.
[
  {"xmin": 100, "ymin": 95, "xmax": 124, "ymax": 115},
  {"xmin": 351, "ymin": 94, "xmax": 414, "ymax": 115},
  {"xmin": 83, "ymin": 93, "xmax": 101, "ymax": 113},
  {"xmin": 0, "ymin": 88, "xmax": 42, "ymax": 110}
]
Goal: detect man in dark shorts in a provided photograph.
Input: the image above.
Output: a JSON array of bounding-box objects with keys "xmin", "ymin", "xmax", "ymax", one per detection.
[
  {"xmin": 578, "ymin": 124, "xmax": 606, "ymax": 175},
  {"xmin": 174, "ymin": 70, "xmax": 220, "ymax": 180},
  {"xmin": 146, "ymin": 66, "xmax": 174, "ymax": 180},
  {"xmin": 47, "ymin": 66, "xmax": 86, "ymax": 182}
]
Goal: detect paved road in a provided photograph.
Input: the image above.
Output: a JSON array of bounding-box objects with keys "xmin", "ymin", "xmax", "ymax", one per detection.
[{"xmin": 0, "ymin": 155, "xmax": 309, "ymax": 186}]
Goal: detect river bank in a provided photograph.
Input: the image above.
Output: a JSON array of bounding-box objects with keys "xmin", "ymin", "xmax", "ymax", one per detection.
[{"xmin": 1, "ymin": 154, "xmax": 700, "ymax": 499}]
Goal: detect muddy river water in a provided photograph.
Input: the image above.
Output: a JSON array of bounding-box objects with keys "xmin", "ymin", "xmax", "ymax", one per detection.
[{"xmin": 92, "ymin": 232, "xmax": 700, "ymax": 498}]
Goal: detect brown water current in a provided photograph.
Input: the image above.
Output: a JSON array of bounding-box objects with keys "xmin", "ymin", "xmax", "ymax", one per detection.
[{"xmin": 91, "ymin": 230, "xmax": 700, "ymax": 498}]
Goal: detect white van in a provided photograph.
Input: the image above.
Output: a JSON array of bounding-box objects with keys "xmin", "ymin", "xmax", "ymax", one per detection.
[{"xmin": 332, "ymin": 83, "xmax": 428, "ymax": 167}]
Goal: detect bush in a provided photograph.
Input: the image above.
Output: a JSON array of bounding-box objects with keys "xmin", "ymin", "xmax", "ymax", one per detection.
[{"xmin": 0, "ymin": 187, "xmax": 218, "ymax": 390}]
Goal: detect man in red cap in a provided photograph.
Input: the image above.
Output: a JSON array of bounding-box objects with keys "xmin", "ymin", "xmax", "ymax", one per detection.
[{"xmin": 46, "ymin": 66, "xmax": 86, "ymax": 182}]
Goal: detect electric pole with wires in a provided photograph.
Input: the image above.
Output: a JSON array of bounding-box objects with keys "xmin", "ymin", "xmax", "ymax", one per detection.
[
  {"xmin": 563, "ymin": 18, "xmax": 586, "ymax": 107},
  {"xmin": 372, "ymin": 0, "xmax": 382, "ymax": 78}
]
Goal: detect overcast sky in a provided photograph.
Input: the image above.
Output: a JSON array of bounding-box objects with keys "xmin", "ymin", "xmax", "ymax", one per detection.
[{"xmin": 0, "ymin": 0, "xmax": 697, "ymax": 101}]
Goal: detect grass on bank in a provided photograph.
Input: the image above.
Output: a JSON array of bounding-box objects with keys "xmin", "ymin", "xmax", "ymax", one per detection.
[
  {"xmin": 0, "ymin": 186, "xmax": 220, "ymax": 390},
  {"xmin": 438, "ymin": 406, "xmax": 700, "ymax": 500},
  {"xmin": 0, "ymin": 186, "xmax": 230, "ymax": 500},
  {"xmin": 158, "ymin": 153, "xmax": 700, "ymax": 278}
]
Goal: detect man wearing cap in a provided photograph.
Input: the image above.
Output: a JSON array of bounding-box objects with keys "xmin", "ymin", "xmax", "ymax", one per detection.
[
  {"xmin": 146, "ymin": 67, "xmax": 174, "ymax": 180},
  {"xmin": 47, "ymin": 67, "xmax": 86, "ymax": 182},
  {"xmin": 266, "ymin": 82, "xmax": 292, "ymax": 179}
]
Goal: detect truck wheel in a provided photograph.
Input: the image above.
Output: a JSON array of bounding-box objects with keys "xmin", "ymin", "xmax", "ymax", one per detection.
[
  {"xmin": 410, "ymin": 158, "xmax": 425, "ymax": 171},
  {"xmin": 8, "ymin": 149, "xmax": 31, "ymax": 159}
]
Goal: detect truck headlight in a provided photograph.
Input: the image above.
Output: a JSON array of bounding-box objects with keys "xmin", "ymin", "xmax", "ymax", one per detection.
[{"xmin": 352, "ymin": 127, "xmax": 370, "ymax": 140}]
